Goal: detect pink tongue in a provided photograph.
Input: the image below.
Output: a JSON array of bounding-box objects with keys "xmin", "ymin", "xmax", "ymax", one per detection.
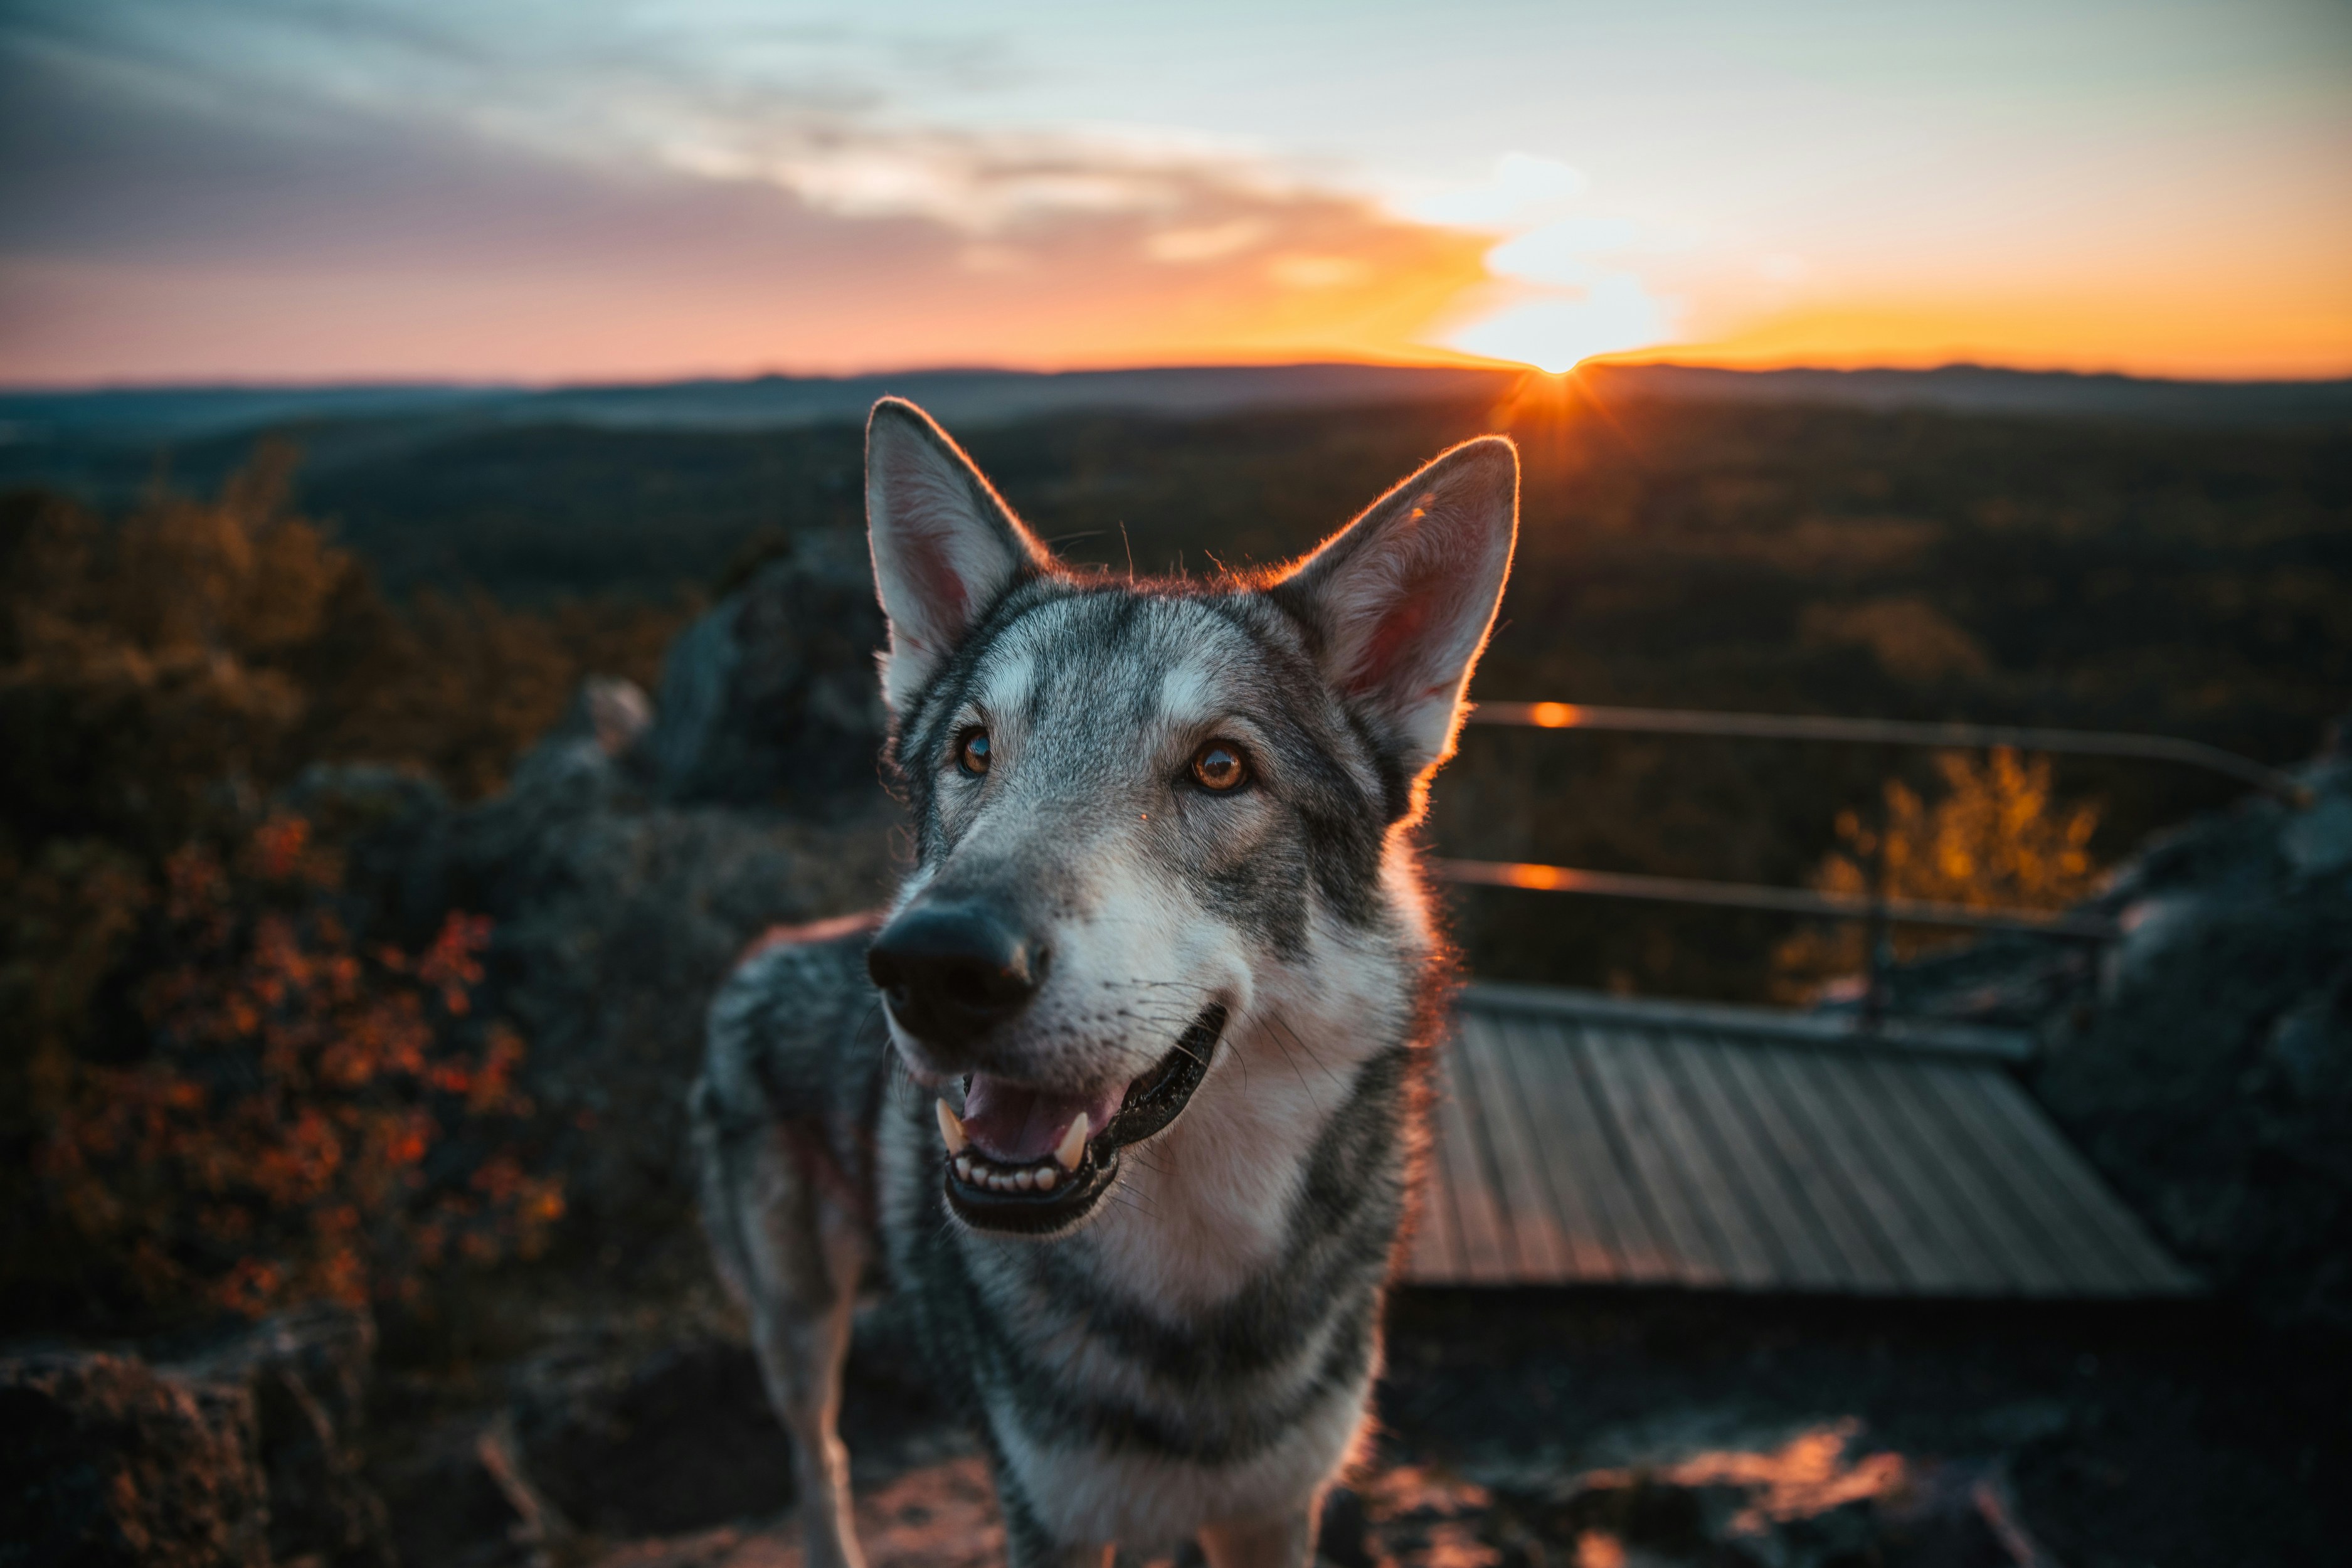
[{"xmin": 961, "ymin": 1073, "xmax": 1127, "ymax": 1163}]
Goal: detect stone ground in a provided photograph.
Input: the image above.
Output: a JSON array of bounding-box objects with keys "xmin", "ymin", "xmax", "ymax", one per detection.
[{"xmin": 413, "ymin": 1288, "xmax": 2348, "ymax": 1568}]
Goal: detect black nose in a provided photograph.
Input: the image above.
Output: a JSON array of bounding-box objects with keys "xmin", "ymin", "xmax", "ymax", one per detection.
[{"xmin": 867, "ymin": 903, "xmax": 1046, "ymax": 1047}]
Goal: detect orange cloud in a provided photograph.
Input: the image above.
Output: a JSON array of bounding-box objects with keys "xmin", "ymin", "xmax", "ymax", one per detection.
[
  {"xmin": 0, "ymin": 96, "xmax": 1493, "ymax": 384},
  {"xmin": 6, "ymin": 8, "xmax": 2347, "ymax": 385}
]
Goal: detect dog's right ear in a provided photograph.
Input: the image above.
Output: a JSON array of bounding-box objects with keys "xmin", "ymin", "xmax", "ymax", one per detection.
[
  {"xmin": 866, "ymin": 398, "xmax": 1055, "ymax": 712},
  {"xmin": 1269, "ymin": 435, "xmax": 1517, "ymax": 812}
]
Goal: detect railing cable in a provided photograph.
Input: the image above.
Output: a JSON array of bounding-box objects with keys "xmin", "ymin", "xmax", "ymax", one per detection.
[{"xmin": 1466, "ymin": 702, "xmax": 2310, "ymax": 806}]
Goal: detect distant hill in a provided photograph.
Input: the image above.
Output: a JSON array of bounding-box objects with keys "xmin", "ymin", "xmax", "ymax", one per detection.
[{"xmin": 5, "ymin": 361, "xmax": 2349, "ymax": 451}]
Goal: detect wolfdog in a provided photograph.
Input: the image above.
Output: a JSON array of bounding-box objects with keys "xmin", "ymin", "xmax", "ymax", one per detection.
[{"xmin": 691, "ymin": 397, "xmax": 1516, "ymax": 1568}]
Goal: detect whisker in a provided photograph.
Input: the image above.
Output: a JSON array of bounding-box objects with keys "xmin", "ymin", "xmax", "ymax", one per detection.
[
  {"xmin": 1103, "ymin": 1186, "xmax": 1160, "ymax": 1222},
  {"xmin": 1269, "ymin": 1009, "xmax": 1337, "ymax": 1078},
  {"xmin": 1261, "ymin": 1009, "xmax": 1322, "ymax": 1113}
]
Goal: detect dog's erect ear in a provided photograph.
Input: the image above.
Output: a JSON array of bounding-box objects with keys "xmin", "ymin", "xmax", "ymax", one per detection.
[
  {"xmin": 1270, "ymin": 435, "xmax": 1517, "ymax": 795},
  {"xmin": 866, "ymin": 398, "xmax": 1056, "ymax": 711}
]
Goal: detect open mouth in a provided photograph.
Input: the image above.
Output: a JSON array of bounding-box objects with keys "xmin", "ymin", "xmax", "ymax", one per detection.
[{"xmin": 935, "ymin": 1005, "xmax": 1226, "ymax": 1236}]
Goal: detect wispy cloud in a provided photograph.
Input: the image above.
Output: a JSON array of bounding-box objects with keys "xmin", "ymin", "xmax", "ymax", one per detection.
[
  {"xmin": 7, "ymin": 0, "xmax": 2343, "ymax": 381},
  {"xmin": 8, "ymin": 1, "xmax": 1339, "ymax": 238},
  {"xmin": 0, "ymin": 1, "xmax": 1493, "ymax": 381}
]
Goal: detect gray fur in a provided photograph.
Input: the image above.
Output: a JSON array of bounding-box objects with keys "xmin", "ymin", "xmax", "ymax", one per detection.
[{"xmin": 692, "ymin": 399, "xmax": 1515, "ymax": 1568}]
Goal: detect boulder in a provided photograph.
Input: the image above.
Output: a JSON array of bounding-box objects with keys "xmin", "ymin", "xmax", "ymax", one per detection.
[
  {"xmin": 642, "ymin": 534, "xmax": 889, "ymax": 813},
  {"xmin": 1883, "ymin": 733, "xmax": 2352, "ymax": 1332},
  {"xmin": 486, "ymin": 1307, "xmax": 953, "ymax": 1542},
  {"xmin": 166, "ymin": 1304, "xmax": 393, "ymax": 1568},
  {"xmin": 503, "ymin": 1338, "xmax": 799, "ymax": 1539},
  {"xmin": 0, "ymin": 1352, "xmax": 268, "ymax": 1568},
  {"xmin": 322, "ymin": 541, "xmax": 900, "ymax": 1259}
]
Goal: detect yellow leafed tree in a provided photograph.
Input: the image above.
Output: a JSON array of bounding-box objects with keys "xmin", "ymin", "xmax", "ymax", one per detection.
[{"xmin": 1772, "ymin": 748, "xmax": 2105, "ymax": 1001}]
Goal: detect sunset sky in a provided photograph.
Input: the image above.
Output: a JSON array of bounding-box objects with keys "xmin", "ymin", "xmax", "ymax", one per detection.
[{"xmin": 3, "ymin": 0, "xmax": 2348, "ymax": 386}]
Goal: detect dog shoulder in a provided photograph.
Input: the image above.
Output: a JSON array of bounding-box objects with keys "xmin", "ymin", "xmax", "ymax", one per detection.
[{"xmin": 699, "ymin": 912, "xmax": 887, "ymax": 1126}]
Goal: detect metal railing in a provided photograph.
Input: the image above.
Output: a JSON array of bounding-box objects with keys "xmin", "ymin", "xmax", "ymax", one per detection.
[
  {"xmin": 1440, "ymin": 701, "xmax": 2306, "ymax": 1028},
  {"xmin": 1431, "ymin": 859, "xmax": 2121, "ymax": 939},
  {"xmin": 1467, "ymin": 702, "xmax": 2311, "ymax": 805}
]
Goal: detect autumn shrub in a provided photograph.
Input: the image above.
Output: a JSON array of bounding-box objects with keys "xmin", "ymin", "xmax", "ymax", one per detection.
[
  {"xmin": 19, "ymin": 813, "xmax": 561, "ymax": 1320},
  {"xmin": 1771, "ymin": 748, "xmax": 2106, "ymax": 1000},
  {"xmin": 0, "ymin": 452, "xmax": 662, "ymax": 1330}
]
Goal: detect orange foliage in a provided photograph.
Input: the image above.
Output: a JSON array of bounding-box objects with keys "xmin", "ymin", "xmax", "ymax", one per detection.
[
  {"xmin": 0, "ymin": 448, "xmax": 653, "ymax": 1328},
  {"xmin": 1772, "ymin": 748, "xmax": 2105, "ymax": 999},
  {"xmin": 0, "ymin": 447, "xmax": 690, "ymax": 853},
  {"xmin": 35, "ymin": 813, "xmax": 562, "ymax": 1317}
]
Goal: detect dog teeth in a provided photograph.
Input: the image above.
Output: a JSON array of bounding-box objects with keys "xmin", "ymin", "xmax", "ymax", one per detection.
[
  {"xmin": 950, "ymin": 1113, "xmax": 1095, "ymax": 1197},
  {"xmin": 951, "ymin": 1143, "xmax": 1087, "ymax": 1197},
  {"xmin": 935, "ymin": 1098, "xmax": 968, "ymax": 1154}
]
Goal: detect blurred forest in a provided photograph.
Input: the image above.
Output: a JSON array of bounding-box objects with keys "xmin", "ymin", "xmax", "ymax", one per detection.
[
  {"xmin": 4, "ymin": 387, "xmax": 2346, "ymax": 1328},
  {"xmin": 0, "ymin": 448, "xmax": 681, "ymax": 1330},
  {"xmin": 13, "ymin": 389, "xmax": 2349, "ymax": 995}
]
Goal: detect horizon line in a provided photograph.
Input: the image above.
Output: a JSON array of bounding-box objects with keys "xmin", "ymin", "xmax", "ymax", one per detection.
[{"xmin": 8, "ymin": 355, "xmax": 2352, "ymax": 400}]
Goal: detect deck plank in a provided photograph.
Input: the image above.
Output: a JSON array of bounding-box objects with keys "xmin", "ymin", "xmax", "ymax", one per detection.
[
  {"xmin": 1610, "ymin": 1032, "xmax": 1784, "ymax": 1291},
  {"xmin": 1756, "ymin": 1046, "xmax": 1963, "ymax": 1292},
  {"xmin": 1453, "ymin": 1012, "xmax": 1579, "ymax": 1279},
  {"xmin": 1577, "ymin": 1027, "xmax": 1730, "ymax": 1287},
  {"xmin": 1904, "ymin": 1058, "xmax": 2114, "ymax": 1295},
  {"xmin": 1491, "ymin": 1012, "xmax": 1630, "ymax": 1281},
  {"xmin": 1708, "ymin": 1037, "xmax": 1905, "ymax": 1293},
  {"xmin": 1960, "ymin": 1067, "xmax": 2200, "ymax": 1294},
  {"xmin": 1918, "ymin": 1064, "xmax": 2139, "ymax": 1296},
  {"xmin": 1554, "ymin": 1021, "xmax": 1687, "ymax": 1284},
  {"xmin": 1813, "ymin": 1052, "xmax": 2011, "ymax": 1295},
  {"xmin": 1664, "ymin": 1035, "xmax": 1850, "ymax": 1291},
  {"xmin": 1406, "ymin": 987, "xmax": 2196, "ymax": 1298},
  {"xmin": 1430, "ymin": 1049, "xmax": 1518, "ymax": 1283},
  {"xmin": 1858, "ymin": 1057, "xmax": 2073, "ymax": 1296}
]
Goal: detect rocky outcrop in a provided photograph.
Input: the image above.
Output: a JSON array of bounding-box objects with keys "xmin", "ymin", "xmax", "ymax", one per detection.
[
  {"xmin": 0, "ymin": 1305, "xmax": 388, "ymax": 1568},
  {"xmin": 1883, "ymin": 728, "xmax": 2352, "ymax": 1333},
  {"xmin": 317, "ymin": 543, "xmax": 901, "ymax": 1253},
  {"xmin": 0, "ymin": 1352, "xmax": 267, "ymax": 1568},
  {"xmin": 640, "ymin": 534, "xmax": 889, "ymax": 814},
  {"xmin": 169, "ymin": 1305, "xmax": 393, "ymax": 1568},
  {"xmin": 502, "ymin": 1321, "xmax": 951, "ymax": 1540},
  {"xmin": 369, "ymin": 1318, "xmax": 959, "ymax": 1567}
]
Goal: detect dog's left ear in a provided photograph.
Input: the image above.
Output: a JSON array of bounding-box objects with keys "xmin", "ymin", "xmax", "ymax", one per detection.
[
  {"xmin": 866, "ymin": 398, "xmax": 1057, "ymax": 712},
  {"xmin": 1271, "ymin": 435, "xmax": 1518, "ymax": 795}
]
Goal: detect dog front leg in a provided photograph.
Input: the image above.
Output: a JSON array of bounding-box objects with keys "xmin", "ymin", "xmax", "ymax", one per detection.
[
  {"xmin": 749, "ymin": 1197, "xmax": 867, "ymax": 1568},
  {"xmin": 702, "ymin": 1118, "xmax": 869, "ymax": 1568},
  {"xmin": 1198, "ymin": 1502, "xmax": 1320, "ymax": 1568}
]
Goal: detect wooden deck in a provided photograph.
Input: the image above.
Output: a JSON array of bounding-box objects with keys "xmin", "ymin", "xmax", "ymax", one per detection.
[{"xmin": 1404, "ymin": 983, "xmax": 2198, "ymax": 1297}]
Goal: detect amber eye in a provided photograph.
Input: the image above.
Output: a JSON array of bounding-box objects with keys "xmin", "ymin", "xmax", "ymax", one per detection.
[
  {"xmin": 956, "ymin": 728, "xmax": 991, "ymax": 776},
  {"xmin": 1190, "ymin": 740, "xmax": 1248, "ymax": 792}
]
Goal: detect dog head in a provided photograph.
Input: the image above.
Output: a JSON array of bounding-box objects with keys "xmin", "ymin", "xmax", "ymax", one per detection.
[{"xmin": 860, "ymin": 397, "xmax": 1515, "ymax": 1236}]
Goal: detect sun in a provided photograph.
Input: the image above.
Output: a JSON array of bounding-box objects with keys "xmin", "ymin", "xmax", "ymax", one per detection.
[{"xmin": 1440, "ymin": 278, "xmax": 1675, "ymax": 374}]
